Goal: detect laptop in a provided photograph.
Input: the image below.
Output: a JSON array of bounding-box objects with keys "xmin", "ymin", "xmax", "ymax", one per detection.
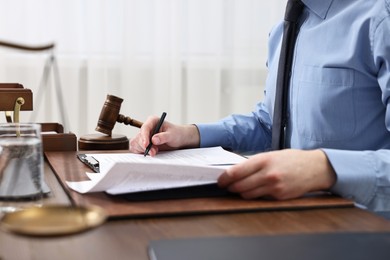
[{"xmin": 149, "ymin": 232, "xmax": 390, "ymax": 260}]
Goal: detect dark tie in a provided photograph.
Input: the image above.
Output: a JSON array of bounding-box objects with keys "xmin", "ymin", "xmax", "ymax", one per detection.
[{"xmin": 271, "ymin": 0, "xmax": 304, "ymax": 150}]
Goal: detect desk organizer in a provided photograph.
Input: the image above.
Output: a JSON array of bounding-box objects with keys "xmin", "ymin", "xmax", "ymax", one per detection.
[{"xmin": 41, "ymin": 123, "xmax": 77, "ymax": 151}]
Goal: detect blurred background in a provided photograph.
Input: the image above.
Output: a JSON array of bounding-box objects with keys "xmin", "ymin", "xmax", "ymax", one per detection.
[{"xmin": 0, "ymin": 0, "xmax": 285, "ymax": 138}]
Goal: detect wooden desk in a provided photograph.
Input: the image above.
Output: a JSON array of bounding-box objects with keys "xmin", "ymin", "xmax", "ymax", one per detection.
[{"xmin": 1, "ymin": 162, "xmax": 390, "ymax": 260}]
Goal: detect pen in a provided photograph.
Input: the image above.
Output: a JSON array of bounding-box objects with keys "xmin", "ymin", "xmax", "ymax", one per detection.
[{"xmin": 144, "ymin": 112, "xmax": 167, "ymax": 157}]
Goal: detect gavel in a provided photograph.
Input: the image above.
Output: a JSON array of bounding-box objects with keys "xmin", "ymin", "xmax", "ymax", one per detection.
[
  {"xmin": 78, "ymin": 94, "xmax": 144, "ymax": 150},
  {"xmin": 95, "ymin": 94, "xmax": 143, "ymax": 136}
]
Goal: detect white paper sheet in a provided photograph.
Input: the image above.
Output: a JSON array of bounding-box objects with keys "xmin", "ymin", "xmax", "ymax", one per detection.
[{"xmin": 66, "ymin": 147, "xmax": 246, "ymax": 194}]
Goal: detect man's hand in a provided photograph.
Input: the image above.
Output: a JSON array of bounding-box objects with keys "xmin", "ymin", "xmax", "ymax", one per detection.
[
  {"xmin": 129, "ymin": 116, "xmax": 200, "ymax": 156},
  {"xmin": 218, "ymin": 149, "xmax": 336, "ymax": 200}
]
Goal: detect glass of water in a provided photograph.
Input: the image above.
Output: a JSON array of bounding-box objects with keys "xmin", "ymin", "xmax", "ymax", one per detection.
[{"xmin": 0, "ymin": 123, "xmax": 44, "ymax": 214}]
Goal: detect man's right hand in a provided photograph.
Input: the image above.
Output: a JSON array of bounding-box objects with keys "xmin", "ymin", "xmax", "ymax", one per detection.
[{"xmin": 129, "ymin": 115, "xmax": 200, "ymax": 156}]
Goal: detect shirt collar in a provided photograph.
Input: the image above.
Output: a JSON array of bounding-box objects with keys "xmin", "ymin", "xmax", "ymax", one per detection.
[{"xmin": 301, "ymin": 0, "xmax": 334, "ymax": 19}]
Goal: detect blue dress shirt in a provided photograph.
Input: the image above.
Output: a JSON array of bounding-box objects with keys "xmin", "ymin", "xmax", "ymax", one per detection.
[{"xmin": 196, "ymin": 0, "xmax": 390, "ymax": 213}]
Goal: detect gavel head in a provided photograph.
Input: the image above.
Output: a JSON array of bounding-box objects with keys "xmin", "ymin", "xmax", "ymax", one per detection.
[{"xmin": 95, "ymin": 94, "xmax": 123, "ymax": 136}]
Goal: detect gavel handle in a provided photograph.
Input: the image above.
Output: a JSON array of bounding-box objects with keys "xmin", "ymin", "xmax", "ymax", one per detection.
[{"xmin": 117, "ymin": 114, "xmax": 143, "ymax": 128}]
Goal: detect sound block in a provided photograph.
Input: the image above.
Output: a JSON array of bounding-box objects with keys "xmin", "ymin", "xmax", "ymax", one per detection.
[{"xmin": 78, "ymin": 133, "xmax": 129, "ymax": 150}]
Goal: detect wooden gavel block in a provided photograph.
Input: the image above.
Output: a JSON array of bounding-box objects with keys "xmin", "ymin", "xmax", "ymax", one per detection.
[{"xmin": 78, "ymin": 94, "xmax": 143, "ymax": 150}]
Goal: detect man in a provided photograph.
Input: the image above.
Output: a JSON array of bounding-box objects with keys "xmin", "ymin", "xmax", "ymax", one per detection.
[{"xmin": 130, "ymin": 0, "xmax": 390, "ymax": 215}]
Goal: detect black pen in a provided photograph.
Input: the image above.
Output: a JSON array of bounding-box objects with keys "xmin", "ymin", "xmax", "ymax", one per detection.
[{"xmin": 144, "ymin": 112, "xmax": 167, "ymax": 157}]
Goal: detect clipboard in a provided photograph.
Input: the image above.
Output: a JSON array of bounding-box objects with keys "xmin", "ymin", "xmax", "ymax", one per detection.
[
  {"xmin": 77, "ymin": 154, "xmax": 100, "ymax": 173},
  {"xmin": 115, "ymin": 183, "xmax": 233, "ymax": 201}
]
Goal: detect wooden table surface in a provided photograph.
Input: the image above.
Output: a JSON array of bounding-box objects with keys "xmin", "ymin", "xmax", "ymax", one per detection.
[{"xmin": 1, "ymin": 161, "xmax": 390, "ymax": 260}]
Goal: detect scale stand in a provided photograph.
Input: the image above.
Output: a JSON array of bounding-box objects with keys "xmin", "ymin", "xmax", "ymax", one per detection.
[
  {"xmin": 29, "ymin": 52, "xmax": 70, "ymax": 132},
  {"xmin": 0, "ymin": 40, "xmax": 68, "ymax": 130}
]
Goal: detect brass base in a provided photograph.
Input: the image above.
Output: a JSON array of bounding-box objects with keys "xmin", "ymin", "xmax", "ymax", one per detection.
[
  {"xmin": 0, "ymin": 205, "xmax": 107, "ymax": 236},
  {"xmin": 78, "ymin": 133, "xmax": 129, "ymax": 150}
]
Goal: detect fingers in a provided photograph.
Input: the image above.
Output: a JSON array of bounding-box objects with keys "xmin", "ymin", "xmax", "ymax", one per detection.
[
  {"xmin": 218, "ymin": 149, "xmax": 332, "ymax": 201},
  {"xmin": 130, "ymin": 115, "xmax": 177, "ymax": 155},
  {"xmin": 217, "ymin": 166, "xmax": 249, "ymax": 188},
  {"xmin": 218, "ymin": 155, "xmax": 266, "ymax": 188},
  {"xmin": 140, "ymin": 116, "xmax": 161, "ymax": 148},
  {"xmin": 151, "ymin": 128, "xmax": 176, "ymax": 147},
  {"xmin": 218, "ymin": 161, "xmax": 280, "ymax": 200},
  {"xmin": 129, "ymin": 117, "xmax": 200, "ymax": 155},
  {"xmin": 129, "ymin": 133, "xmax": 145, "ymax": 154},
  {"xmin": 129, "ymin": 115, "xmax": 161, "ymax": 154},
  {"xmin": 217, "ymin": 152, "xmax": 288, "ymax": 200}
]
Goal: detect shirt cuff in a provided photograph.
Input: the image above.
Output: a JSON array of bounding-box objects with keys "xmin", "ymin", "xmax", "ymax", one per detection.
[
  {"xmin": 322, "ymin": 148, "xmax": 377, "ymax": 207},
  {"xmin": 196, "ymin": 123, "xmax": 231, "ymax": 148}
]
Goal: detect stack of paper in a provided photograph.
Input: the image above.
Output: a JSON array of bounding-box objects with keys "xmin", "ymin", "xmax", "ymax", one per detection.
[{"xmin": 66, "ymin": 147, "xmax": 246, "ymax": 195}]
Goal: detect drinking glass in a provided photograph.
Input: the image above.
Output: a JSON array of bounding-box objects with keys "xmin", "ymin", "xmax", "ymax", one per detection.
[{"xmin": 0, "ymin": 123, "xmax": 44, "ymax": 214}]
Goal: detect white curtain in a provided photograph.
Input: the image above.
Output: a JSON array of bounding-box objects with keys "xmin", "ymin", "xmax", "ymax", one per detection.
[{"xmin": 0, "ymin": 0, "xmax": 285, "ymax": 138}]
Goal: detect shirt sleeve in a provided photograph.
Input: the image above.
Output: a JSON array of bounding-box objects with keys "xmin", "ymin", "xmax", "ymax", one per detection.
[
  {"xmin": 325, "ymin": 14, "xmax": 390, "ymax": 212},
  {"xmin": 323, "ymin": 149, "xmax": 377, "ymax": 209},
  {"xmin": 196, "ymin": 102, "xmax": 273, "ymax": 154}
]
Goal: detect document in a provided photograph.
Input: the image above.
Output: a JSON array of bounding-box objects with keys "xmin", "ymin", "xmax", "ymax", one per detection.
[{"xmin": 66, "ymin": 147, "xmax": 246, "ymax": 195}]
